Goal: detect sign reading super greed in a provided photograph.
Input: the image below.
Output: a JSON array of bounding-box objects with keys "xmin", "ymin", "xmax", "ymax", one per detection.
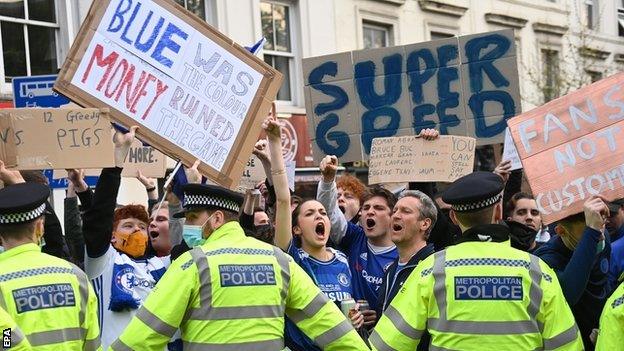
[
  {"xmin": 508, "ymin": 72, "xmax": 624, "ymax": 224},
  {"xmin": 55, "ymin": 0, "xmax": 282, "ymax": 189},
  {"xmin": 303, "ymin": 29, "xmax": 520, "ymax": 163}
]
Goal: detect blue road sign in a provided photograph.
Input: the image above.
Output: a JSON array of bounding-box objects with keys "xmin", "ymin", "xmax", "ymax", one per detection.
[
  {"xmin": 12, "ymin": 75, "xmax": 70, "ymax": 108},
  {"xmin": 43, "ymin": 170, "xmax": 99, "ymax": 190}
]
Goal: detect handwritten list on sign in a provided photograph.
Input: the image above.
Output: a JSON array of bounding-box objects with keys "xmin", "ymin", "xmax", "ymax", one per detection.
[{"xmin": 368, "ymin": 135, "xmax": 475, "ymax": 184}]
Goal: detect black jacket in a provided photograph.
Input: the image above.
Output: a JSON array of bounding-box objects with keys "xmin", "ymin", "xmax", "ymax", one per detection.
[{"xmin": 376, "ymin": 243, "xmax": 435, "ymax": 350}]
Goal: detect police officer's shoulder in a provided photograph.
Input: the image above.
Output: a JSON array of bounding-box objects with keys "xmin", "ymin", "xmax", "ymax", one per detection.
[
  {"xmin": 529, "ymin": 252, "xmax": 558, "ymax": 284},
  {"xmin": 170, "ymin": 250, "xmax": 197, "ymax": 272}
]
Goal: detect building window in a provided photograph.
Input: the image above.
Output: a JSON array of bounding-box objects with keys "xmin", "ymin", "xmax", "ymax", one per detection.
[
  {"xmin": 363, "ymin": 22, "xmax": 392, "ymax": 49},
  {"xmin": 586, "ymin": 70, "xmax": 602, "ymax": 83},
  {"xmin": 174, "ymin": 0, "xmax": 206, "ymax": 20},
  {"xmin": 585, "ymin": 0, "xmax": 596, "ymax": 29},
  {"xmin": 430, "ymin": 31, "xmax": 454, "ymax": 40},
  {"xmin": 261, "ymin": 1, "xmax": 293, "ymax": 101},
  {"xmin": 618, "ymin": 1, "xmax": 624, "ymax": 37},
  {"xmin": 0, "ymin": 0, "xmax": 59, "ymax": 83},
  {"xmin": 542, "ymin": 49, "xmax": 560, "ymax": 102}
]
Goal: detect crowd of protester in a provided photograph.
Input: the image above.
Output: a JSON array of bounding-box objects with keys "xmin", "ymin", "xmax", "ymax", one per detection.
[{"xmin": 0, "ymin": 109, "xmax": 623, "ymax": 350}]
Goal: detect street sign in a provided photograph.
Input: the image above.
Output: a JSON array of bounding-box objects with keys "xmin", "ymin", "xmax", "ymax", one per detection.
[{"xmin": 12, "ymin": 75, "xmax": 70, "ymax": 108}]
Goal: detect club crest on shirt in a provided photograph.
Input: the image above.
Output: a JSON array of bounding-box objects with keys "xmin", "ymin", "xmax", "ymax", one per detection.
[{"xmin": 337, "ymin": 273, "xmax": 350, "ymax": 287}]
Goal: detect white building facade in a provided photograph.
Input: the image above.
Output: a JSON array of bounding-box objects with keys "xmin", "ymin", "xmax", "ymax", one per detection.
[{"xmin": 0, "ymin": 0, "xmax": 622, "ymax": 207}]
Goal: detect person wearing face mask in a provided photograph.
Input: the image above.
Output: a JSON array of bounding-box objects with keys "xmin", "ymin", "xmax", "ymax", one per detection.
[
  {"xmin": 82, "ymin": 126, "xmax": 169, "ymax": 349},
  {"xmin": 504, "ymin": 192, "xmax": 544, "ymax": 252},
  {"xmin": 534, "ymin": 196, "xmax": 612, "ymax": 350},
  {"xmin": 0, "ymin": 168, "xmax": 101, "ymax": 350},
  {"xmin": 112, "ymin": 181, "xmax": 367, "ymax": 350}
]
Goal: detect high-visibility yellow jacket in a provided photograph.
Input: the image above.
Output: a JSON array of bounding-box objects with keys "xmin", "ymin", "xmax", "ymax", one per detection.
[
  {"xmin": 0, "ymin": 244, "xmax": 101, "ymax": 351},
  {"xmin": 111, "ymin": 222, "xmax": 368, "ymax": 351},
  {"xmin": 371, "ymin": 241, "xmax": 583, "ymax": 350},
  {"xmin": 596, "ymin": 280, "xmax": 624, "ymax": 350},
  {"xmin": 0, "ymin": 305, "xmax": 31, "ymax": 350}
]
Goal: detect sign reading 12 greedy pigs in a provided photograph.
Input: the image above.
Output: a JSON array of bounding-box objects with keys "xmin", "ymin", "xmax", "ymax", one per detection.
[
  {"xmin": 303, "ymin": 29, "xmax": 520, "ymax": 162},
  {"xmin": 55, "ymin": 0, "xmax": 282, "ymax": 189}
]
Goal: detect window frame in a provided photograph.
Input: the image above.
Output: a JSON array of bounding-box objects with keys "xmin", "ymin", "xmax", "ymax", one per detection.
[
  {"xmin": 0, "ymin": 0, "xmax": 61, "ymax": 96},
  {"xmin": 260, "ymin": 0, "xmax": 296, "ymax": 104},
  {"xmin": 362, "ymin": 21, "xmax": 391, "ymax": 49},
  {"xmin": 618, "ymin": 1, "xmax": 624, "ymax": 37}
]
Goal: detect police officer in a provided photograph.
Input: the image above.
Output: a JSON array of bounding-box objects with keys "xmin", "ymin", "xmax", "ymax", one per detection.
[
  {"xmin": 112, "ymin": 183, "xmax": 368, "ymax": 350},
  {"xmin": 596, "ymin": 280, "xmax": 624, "ymax": 350},
  {"xmin": 0, "ymin": 180, "xmax": 101, "ymax": 350},
  {"xmin": 370, "ymin": 172, "xmax": 583, "ymax": 350}
]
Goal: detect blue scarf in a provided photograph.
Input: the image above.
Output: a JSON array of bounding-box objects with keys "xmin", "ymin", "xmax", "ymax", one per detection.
[{"xmin": 109, "ymin": 252, "xmax": 166, "ymax": 312}]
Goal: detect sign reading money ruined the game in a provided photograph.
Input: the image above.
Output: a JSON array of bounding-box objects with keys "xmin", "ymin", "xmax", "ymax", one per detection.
[
  {"xmin": 508, "ymin": 72, "xmax": 624, "ymax": 224},
  {"xmin": 303, "ymin": 29, "xmax": 520, "ymax": 163},
  {"xmin": 55, "ymin": 0, "xmax": 282, "ymax": 189}
]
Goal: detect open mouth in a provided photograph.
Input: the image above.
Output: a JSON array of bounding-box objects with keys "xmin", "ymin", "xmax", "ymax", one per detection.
[
  {"xmin": 338, "ymin": 206, "xmax": 346, "ymax": 214},
  {"xmin": 149, "ymin": 231, "xmax": 160, "ymax": 239},
  {"xmin": 366, "ymin": 218, "xmax": 376, "ymax": 229},
  {"xmin": 393, "ymin": 223, "xmax": 403, "ymax": 232},
  {"xmin": 315, "ymin": 222, "xmax": 325, "ymax": 236}
]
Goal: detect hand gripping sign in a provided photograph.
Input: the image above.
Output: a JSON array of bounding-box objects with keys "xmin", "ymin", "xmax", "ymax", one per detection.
[
  {"xmin": 55, "ymin": 0, "xmax": 282, "ymax": 189},
  {"xmin": 508, "ymin": 72, "xmax": 624, "ymax": 224}
]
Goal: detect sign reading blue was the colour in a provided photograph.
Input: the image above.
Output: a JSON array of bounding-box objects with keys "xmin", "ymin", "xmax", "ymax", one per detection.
[
  {"xmin": 55, "ymin": 0, "xmax": 282, "ymax": 190},
  {"xmin": 303, "ymin": 29, "xmax": 521, "ymax": 162}
]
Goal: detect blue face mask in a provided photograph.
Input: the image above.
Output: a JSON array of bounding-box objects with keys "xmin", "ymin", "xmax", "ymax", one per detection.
[
  {"xmin": 0, "ymin": 246, "xmax": 4, "ymax": 254},
  {"xmin": 182, "ymin": 214, "xmax": 213, "ymax": 247}
]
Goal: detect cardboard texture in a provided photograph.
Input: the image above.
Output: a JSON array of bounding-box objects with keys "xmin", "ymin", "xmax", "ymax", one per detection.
[
  {"xmin": 303, "ymin": 29, "xmax": 520, "ymax": 163},
  {"xmin": 368, "ymin": 135, "xmax": 475, "ymax": 184},
  {"xmin": 508, "ymin": 72, "xmax": 624, "ymax": 224},
  {"xmin": 0, "ymin": 115, "xmax": 17, "ymax": 167},
  {"xmin": 502, "ymin": 127, "xmax": 522, "ymax": 171},
  {"xmin": 0, "ymin": 108, "xmax": 114, "ymax": 170},
  {"xmin": 54, "ymin": 0, "xmax": 282, "ymax": 190},
  {"xmin": 121, "ymin": 140, "xmax": 167, "ymax": 178},
  {"xmin": 236, "ymin": 155, "xmax": 296, "ymax": 193}
]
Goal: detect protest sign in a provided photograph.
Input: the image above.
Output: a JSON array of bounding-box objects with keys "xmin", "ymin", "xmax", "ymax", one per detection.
[
  {"xmin": 0, "ymin": 108, "xmax": 114, "ymax": 170},
  {"xmin": 303, "ymin": 29, "xmax": 520, "ymax": 163},
  {"xmin": 502, "ymin": 127, "xmax": 522, "ymax": 170},
  {"xmin": 54, "ymin": 0, "xmax": 282, "ymax": 189},
  {"xmin": 508, "ymin": 72, "xmax": 624, "ymax": 224},
  {"xmin": 368, "ymin": 135, "xmax": 475, "ymax": 184},
  {"xmin": 121, "ymin": 140, "xmax": 167, "ymax": 178},
  {"xmin": 0, "ymin": 115, "xmax": 17, "ymax": 167},
  {"xmin": 237, "ymin": 155, "xmax": 266, "ymax": 192},
  {"xmin": 236, "ymin": 155, "xmax": 296, "ymax": 193}
]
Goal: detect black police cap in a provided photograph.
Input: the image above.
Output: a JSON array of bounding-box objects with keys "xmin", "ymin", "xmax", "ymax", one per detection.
[
  {"xmin": 442, "ymin": 172, "xmax": 504, "ymax": 212},
  {"xmin": 173, "ymin": 183, "xmax": 244, "ymax": 218},
  {"xmin": 0, "ymin": 182, "xmax": 49, "ymax": 224}
]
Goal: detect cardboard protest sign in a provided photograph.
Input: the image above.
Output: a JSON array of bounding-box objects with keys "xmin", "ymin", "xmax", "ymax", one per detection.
[
  {"xmin": 303, "ymin": 29, "xmax": 520, "ymax": 163},
  {"xmin": 508, "ymin": 72, "xmax": 624, "ymax": 224},
  {"xmin": 55, "ymin": 0, "xmax": 282, "ymax": 189},
  {"xmin": 502, "ymin": 127, "xmax": 522, "ymax": 170},
  {"xmin": 368, "ymin": 135, "xmax": 475, "ymax": 184},
  {"xmin": 0, "ymin": 116, "xmax": 17, "ymax": 167},
  {"xmin": 0, "ymin": 108, "xmax": 114, "ymax": 170},
  {"xmin": 121, "ymin": 140, "xmax": 167, "ymax": 178},
  {"xmin": 237, "ymin": 155, "xmax": 266, "ymax": 192},
  {"xmin": 236, "ymin": 155, "xmax": 296, "ymax": 193}
]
